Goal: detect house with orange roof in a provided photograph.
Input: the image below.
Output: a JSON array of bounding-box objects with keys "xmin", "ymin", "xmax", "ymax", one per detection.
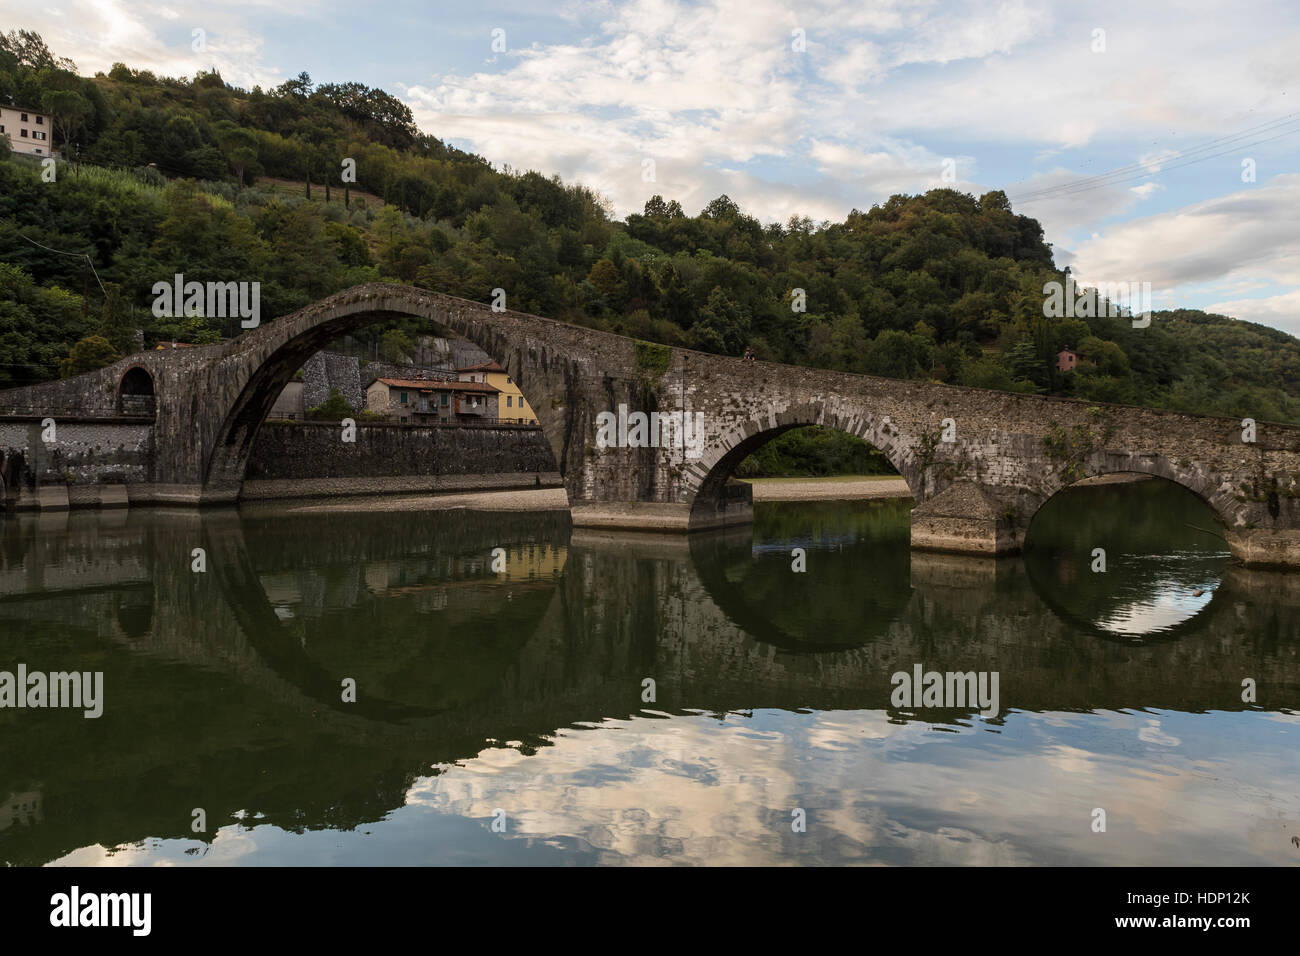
[{"xmin": 365, "ymin": 376, "xmax": 500, "ymax": 423}]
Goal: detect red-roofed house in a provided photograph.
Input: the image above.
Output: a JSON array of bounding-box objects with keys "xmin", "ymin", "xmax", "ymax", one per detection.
[{"xmin": 365, "ymin": 377, "xmax": 500, "ymax": 422}]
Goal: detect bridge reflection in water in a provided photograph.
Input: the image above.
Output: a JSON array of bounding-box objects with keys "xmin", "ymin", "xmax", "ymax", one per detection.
[{"xmin": 1, "ymin": 482, "xmax": 1298, "ymax": 866}]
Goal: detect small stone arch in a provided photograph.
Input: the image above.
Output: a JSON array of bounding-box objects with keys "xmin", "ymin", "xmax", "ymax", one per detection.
[{"xmin": 117, "ymin": 366, "xmax": 156, "ymax": 417}]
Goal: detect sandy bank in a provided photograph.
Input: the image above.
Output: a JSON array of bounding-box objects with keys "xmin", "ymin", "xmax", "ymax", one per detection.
[
  {"xmin": 240, "ymin": 487, "xmax": 570, "ymax": 515},
  {"xmin": 241, "ymin": 477, "xmax": 917, "ymax": 516},
  {"xmin": 742, "ymin": 476, "xmax": 913, "ymax": 502}
]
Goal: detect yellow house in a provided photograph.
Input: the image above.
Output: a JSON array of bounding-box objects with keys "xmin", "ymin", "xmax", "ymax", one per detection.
[{"xmin": 457, "ymin": 361, "xmax": 537, "ymax": 423}]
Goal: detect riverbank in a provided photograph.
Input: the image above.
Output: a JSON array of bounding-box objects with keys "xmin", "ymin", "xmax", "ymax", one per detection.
[
  {"xmin": 742, "ymin": 475, "xmax": 912, "ymax": 501},
  {"xmin": 239, "ymin": 475, "xmax": 915, "ymax": 517},
  {"xmin": 240, "ymin": 486, "xmax": 571, "ymax": 515},
  {"xmin": 234, "ymin": 472, "xmax": 1161, "ymax": 517}
]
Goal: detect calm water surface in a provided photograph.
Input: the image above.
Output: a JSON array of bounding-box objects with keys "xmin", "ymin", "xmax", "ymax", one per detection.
[{"xmin": 2, "ymin": 478, "xmax": 1298, "ymax": 866}]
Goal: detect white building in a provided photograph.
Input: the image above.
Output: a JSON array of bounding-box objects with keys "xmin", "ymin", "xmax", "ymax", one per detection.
[{"xmin": 0, "ymin": 105, "xmax": 56, "ymax": 157}]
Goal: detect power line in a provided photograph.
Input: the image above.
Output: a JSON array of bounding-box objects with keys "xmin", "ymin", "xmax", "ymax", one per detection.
[
  {"xmin": 1007, "ymin": 113, "xmax": 1300, "ymax": 201},
  {"xmin": 15, "ymin": 232, "xmax": 108, "ymax": 296},
  {"xmin": 1014, "ymin": 126, "xmax": 1300, "ymax": 203},
  {"xmin": 1006, "ymin": 113, "xmax": 1300, "ymax": 205},
  {"xmin": 1008, "ymin": 113, "xmax": 1300, "ymax": 200}
]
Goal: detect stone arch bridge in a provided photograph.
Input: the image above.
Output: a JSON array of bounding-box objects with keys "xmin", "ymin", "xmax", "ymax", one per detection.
[{"xmin": 1, "ymin": 282, "xmax": 1298, "ymax": 567}]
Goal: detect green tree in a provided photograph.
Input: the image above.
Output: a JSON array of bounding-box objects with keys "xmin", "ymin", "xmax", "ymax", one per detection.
[
  {"xmin": 308, "ymin": 386, "xmax": 354, "ymax": 420},
  {"xmin": 41, "ymin": 86, "xmax": 90, "ymax": 151},
  {"xmin": 60, "ymin": 334, "xmax": 118, "ymax": 376},
  {"xmin": 863, "ymin": 329, "xmax": 931, "ymax": 379},
  {"xmin": 96, "ymin": 282, "xmax": 137, "ymax": 355},
  {"xmin": 213, "ymin": 121, "xmax": 259, "ymax": 184},
  {"xmin": 690, "ymin": 287, "xmax": 750, "ymax": 356},
  {"xmin": 380, "ymin": 329, "xmax": 412, "ymax": 363},
  {"xmin": 586, "ymin": 258, "xmax": 625, "ymax": 304}
]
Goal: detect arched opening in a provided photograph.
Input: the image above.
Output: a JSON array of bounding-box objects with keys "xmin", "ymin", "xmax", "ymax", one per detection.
[
  {"xmin": 117, "ymin": 366, "xmax": 155, "ymax": 417},
  {"xmin": 1022, "ymin": 472, "xmax": 1231, "ymax": 640},
  {"xmin": 202, "ymin": 304, "xmax": 563, "ymax": 502},
  {"xmin": 687, "ymin": 411, "xmax": 917, "ymax": 530}
]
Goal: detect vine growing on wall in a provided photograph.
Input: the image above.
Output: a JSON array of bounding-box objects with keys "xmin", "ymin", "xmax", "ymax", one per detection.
[{"xmin": 1041, "ymin": 407, "xmax": 1114, "ymax": 484}]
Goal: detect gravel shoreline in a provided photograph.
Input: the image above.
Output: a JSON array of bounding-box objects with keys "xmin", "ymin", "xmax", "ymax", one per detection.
[
  {"xmin": 240, "ymin": 473, "xmax": 1156, "ymax": 515},
  {"xmin": 744, "ymin": 477, "xmax": 912, "ymax": 502},
  {"xmin": 243, "ymin": 477, "xmax": 914, "ymax": 515}
]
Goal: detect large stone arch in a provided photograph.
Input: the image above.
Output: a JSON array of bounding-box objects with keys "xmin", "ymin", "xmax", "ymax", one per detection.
[
  {"xmin": 199, "ymin": 286, "xmax": 584, "ymax": 498},
  {"xmin": 684, "ymin": 402, "xmax": 920, "ymax": 528}
]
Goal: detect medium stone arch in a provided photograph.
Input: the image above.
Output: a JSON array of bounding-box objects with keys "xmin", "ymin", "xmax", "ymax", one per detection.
[
  {"xmin": 1027, "ymin": 457, "xmax": 1242, "ymax": 537},
  {"xmin": 200, "ymin": 287, "xmax": 570, "ymax": 498},
  {"xmin": 685, "ymin": 402, "xmax": 920, "ymax": 528}
]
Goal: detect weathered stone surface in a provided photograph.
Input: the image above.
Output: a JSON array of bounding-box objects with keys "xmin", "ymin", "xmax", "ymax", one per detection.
[
  {"xmin": 246, "ymin": 421, "xmax": 556, "ymax": 481},
  {"xmin": 35, "ymin": 484, "xmax": 69, "ymax": 511},
  {"xmin": 98, "ymin": 483, "xmax": 130, "ymax": 509},
  {"xmin": 238, "ymin": 472, "xmax": 563, "ymax": 500},
  {"xmin": 1, "ymin": 282, "xmax": 1299, "ymax": 564}
]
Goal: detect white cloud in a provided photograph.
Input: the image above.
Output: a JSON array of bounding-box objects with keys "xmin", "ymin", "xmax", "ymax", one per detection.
[
  {"xmin": 0, "ymin": 0, "xmax": 303, "ymax": 89},
  {"xmin": 1207, "ymin": 289, "xmax": 1300, "ymax": 337},
  {"xmin": 1071, "ymin": 175, "xmax": 1300, "ymax": 289}
]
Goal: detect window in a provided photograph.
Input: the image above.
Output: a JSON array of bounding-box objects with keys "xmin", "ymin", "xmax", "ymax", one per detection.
[
  {"xmin": 440, "ymin": 394, "xmax": 448, "ymax": 406},
  {"xmin": 399, "ymin": 391, "xmax": 408, "ymax": 404},
  {"xmin": 32, "ymin": 131, "xmax": 44, "ymax": 140},
  {"xmin": 20, "ymin": 129, "xmax": 27, "ymax": 137},
  {"xmin": 35, "ymin": 115, "xmax": 43, "ymax": 124},
  {"xmin": 20, "ymin": 113, "xmax": 27, "ymax": 121},
  {"xmin": 506, "ymin": 396, "xmax": 512, "ymax": 407},
  {"xmin": 0, "ymin": 125, "xmax": 5, "ymax": 133},
  {"xmin": 506, "ymin": 376, "xmax": 513, "ymax": 384}
]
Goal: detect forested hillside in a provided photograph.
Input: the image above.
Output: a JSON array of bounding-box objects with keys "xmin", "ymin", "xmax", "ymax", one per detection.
[{"xmin": 2, "ymin": 29, "xmax": 1297, "ymax": 423}]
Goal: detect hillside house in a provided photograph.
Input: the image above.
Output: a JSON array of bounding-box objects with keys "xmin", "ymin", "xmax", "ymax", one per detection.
[{"xmin": 0, "ymin": 105, "xmax": 55, "ymax": 157}]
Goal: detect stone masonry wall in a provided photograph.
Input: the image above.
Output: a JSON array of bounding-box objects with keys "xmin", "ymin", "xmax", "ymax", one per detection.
[
  {"xmin": 246, "ymin": 421, "xmax": 557, "ymax": 481},
  {"xmin": 0, "ymin": 420, "xmax": 153, "ymax": 490}
]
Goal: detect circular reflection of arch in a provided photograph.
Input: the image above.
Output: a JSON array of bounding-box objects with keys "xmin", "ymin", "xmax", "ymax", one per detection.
[
  {"xmin": 1022, "ymin": 473, "xmax": 1231, "ymax": 642},
  {"xmin": 202, "ymin": 510, "xmax": 569, "ymax": 722},
  {"xmin": 689, "ymin": 497, "xmax": 915, "ymax": 653}
]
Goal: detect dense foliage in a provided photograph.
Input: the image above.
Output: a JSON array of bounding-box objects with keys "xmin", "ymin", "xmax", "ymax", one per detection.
[
  {"xmin": 736, "ymin": 428, "xmax": 897, "ymax": 477},
  {"xmin": 1, "ymin": 29, "xmax": 1297, "ymax": 427}
]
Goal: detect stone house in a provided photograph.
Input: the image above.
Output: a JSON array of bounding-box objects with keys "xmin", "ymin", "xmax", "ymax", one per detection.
[
  {"xmin": 457, "ymin": 361, "xmax": 537, "ymax": 424},
  {"xmin": 365, "ymin": 377, "xmax": 500, "ymax": 423}
]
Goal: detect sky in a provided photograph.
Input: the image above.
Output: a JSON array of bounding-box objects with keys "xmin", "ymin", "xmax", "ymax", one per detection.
[{"xmin": 5, "ymin": 0, "xmax": 1300, "ymax": 335}]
